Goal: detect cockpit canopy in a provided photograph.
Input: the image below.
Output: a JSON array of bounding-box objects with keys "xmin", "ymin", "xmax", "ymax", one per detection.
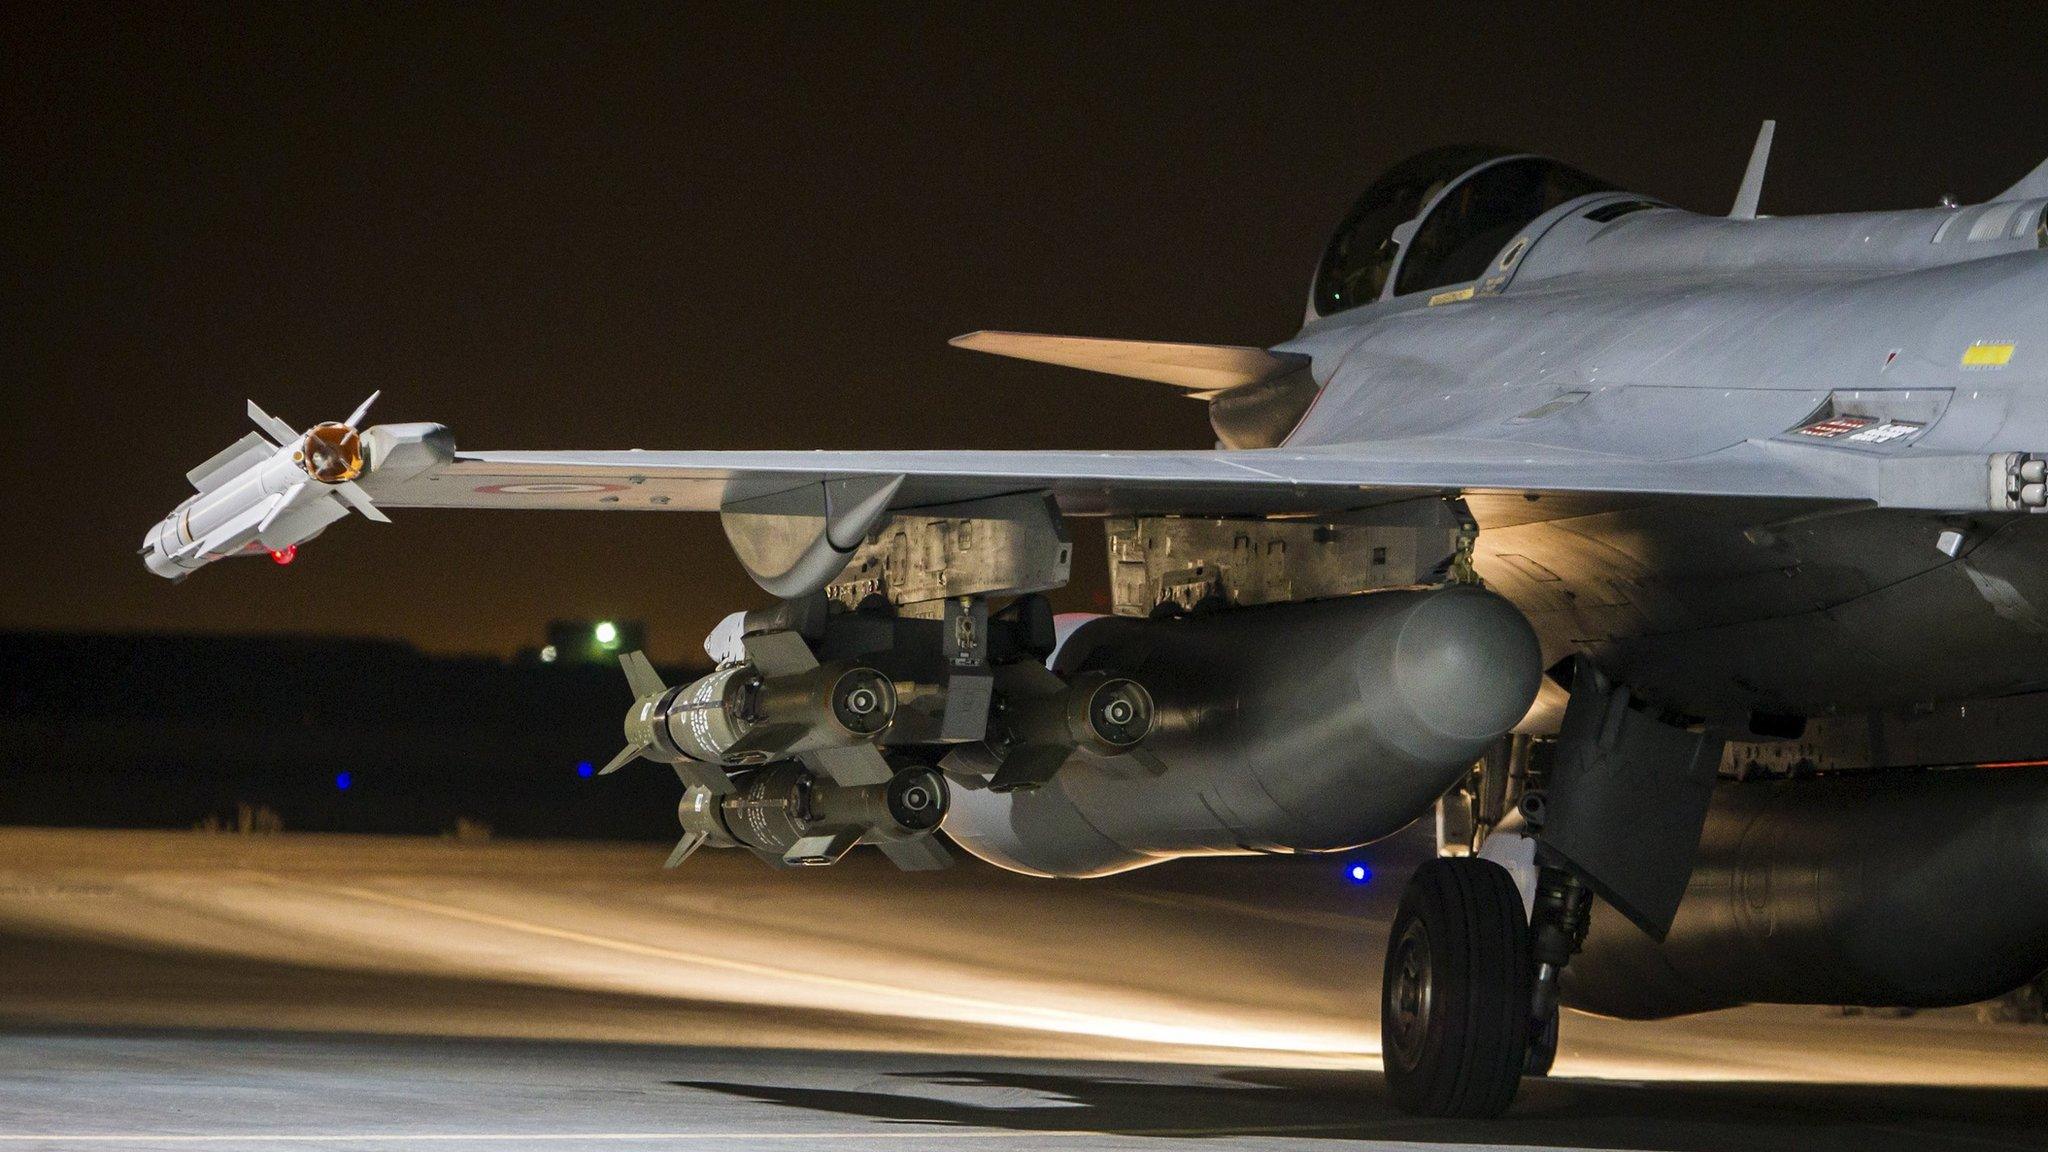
[{"xmin": 1312, "ymin": 147, "xmax": 1615, "ymax": 316}]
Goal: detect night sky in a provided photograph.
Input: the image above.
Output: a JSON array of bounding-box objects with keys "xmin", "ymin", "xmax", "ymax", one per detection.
[{"xmin": 6, "ymin": 5, "xmax": 2043, "ymax": 661}]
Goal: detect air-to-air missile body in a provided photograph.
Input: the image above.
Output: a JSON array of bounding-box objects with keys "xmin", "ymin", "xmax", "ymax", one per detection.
[{"xmin": 145, "ymin": 125, "xmax": 2048, "ymax": 1117}]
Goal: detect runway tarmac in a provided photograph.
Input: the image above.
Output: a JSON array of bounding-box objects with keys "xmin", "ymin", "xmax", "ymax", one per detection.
[{"xmin": 1, "ymin": 827, "xmax": 2043, "ymax": 1150}]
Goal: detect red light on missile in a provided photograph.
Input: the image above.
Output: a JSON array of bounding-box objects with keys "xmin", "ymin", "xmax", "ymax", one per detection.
[{"xmin": 269, "ymin": 545, "xmax": 297, "ymax": 566}]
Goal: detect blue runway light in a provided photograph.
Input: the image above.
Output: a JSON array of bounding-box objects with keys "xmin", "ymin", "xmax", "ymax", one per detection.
[
  {"xmin": 335, "ymin": 771, "xmax": 353, "ymax": 791},
  {"xmin": 1347, "ymin": 863, "xmax": 1372, "ymax": 884},
  {"xmin": 576, "ymin": 761, "xmax": 595, "ymax": 778}
]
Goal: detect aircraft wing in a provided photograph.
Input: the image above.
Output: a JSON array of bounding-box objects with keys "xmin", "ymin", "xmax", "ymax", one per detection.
[
  {"xmin": 367, "ymin": 435, "xmax": 1991, "ymax": 518},
  {"xmin": 156, "ymin": 413, "xmax": 2019, "ymax": 587}
]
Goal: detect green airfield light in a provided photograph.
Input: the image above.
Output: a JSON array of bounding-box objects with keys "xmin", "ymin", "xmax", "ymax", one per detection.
[{"xmin": 594, "ymin": 621, "xmax": 620, "ymax": 648}]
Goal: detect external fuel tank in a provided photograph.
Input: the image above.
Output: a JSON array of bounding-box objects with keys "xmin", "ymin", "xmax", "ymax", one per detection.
[
  {"xmin": 1565, "ymin": 767, "xmax": 2048, "ymax": 1018},
  {"xmin": 944, "ymin": 586, "xmax": 1543, "ymax": 877}
]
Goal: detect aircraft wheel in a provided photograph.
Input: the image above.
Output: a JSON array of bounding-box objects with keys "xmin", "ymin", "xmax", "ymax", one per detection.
[
  {"xmin": 1525, "ymin": 1004, "xmax": 1559, "ymax": 1077},
  {"xmin": 1381, "ymin": 857, "xmax": 1532, "ymax": 1117}
]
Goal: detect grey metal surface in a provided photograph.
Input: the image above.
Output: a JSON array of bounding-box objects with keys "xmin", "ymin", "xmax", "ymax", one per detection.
[
  {"xmin": 1722, "ymin": 684, "xmax": 2048, "ymax": 774},
  {"xmin": 943, "ymin": 588, "xmax": 1541, "ymax": 877},
  {"xmin": 1565, "ymin": 767, "xmax": 2048, "ymax": 1020},
  {"xmin": 1538, "ymin": 661, "xmax": 1725, "ymax": 939},
  {"xmin": 1728, "ymin": 120, "xmax": 1775, "ymax": 220},
  {"xmin": 369, "ymin": 435, "xmax": 1981, "ymax": 515},
  {"xmin": 719, "ymin": 475, "xmax": 905, "ymax": 600},
  {"xmin": 1995, "ymin": 157, "xmax": 2048, "ymax": 202}
]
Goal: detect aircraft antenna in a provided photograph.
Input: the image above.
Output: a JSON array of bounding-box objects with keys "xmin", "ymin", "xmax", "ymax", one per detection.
[{"xmin": 1729, "ymin": 120, "xmax": 1775, "ymax": 220}]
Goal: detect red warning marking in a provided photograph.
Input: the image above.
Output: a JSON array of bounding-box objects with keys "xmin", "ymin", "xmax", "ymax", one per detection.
[{"xmin": 1794, "ymin": 416, "xmax": 1876, "ymax": 439}]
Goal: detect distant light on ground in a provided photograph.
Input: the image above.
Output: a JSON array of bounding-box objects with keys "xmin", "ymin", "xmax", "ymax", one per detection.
[
  {"xmin": 594, "ymin": 622, "xmax": 619, "ymax": 647},
  {"xmin": 539, "ymin": 644, "xmax": 558, "ymax": 664},
  {"xmin": 335, "ymin": 772, "xmax": 353, "ymax": 792},
  {"xmin": 576, "ymin": 761, "xmax": 594, "ymax": 778},
  {"xmin": 1347, "ymin": 863, "xmax": 1372, "ymax": 884}
]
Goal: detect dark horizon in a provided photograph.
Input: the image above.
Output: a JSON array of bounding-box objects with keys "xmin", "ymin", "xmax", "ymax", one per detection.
[{"xmin": 8, "ymin": 4, "xmax": 2045, "ymax": 660}]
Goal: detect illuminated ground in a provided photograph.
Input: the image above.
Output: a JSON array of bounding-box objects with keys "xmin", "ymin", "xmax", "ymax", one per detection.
[{"xmin": 0, "ymin": 828, "xmax": 2042, "ymax": 1150}]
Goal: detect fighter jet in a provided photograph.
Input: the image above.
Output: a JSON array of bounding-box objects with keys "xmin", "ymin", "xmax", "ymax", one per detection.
[{"xmin": 144, "ymin": 125, "xmax": 2048, "ymax": 1117}]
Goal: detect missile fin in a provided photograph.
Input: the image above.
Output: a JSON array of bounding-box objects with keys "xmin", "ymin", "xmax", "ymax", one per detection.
[
  {"xmin": 987, "ymin": 743, "xmax": 1072, "ymax": 792},
  {"xmin": 344, "ymin": 390, "xmax": 382, "ymax": 429},
  {"xmin": 939, "ymin": 668, "xmax": 995, "ymax": 741},
  {"xmin": 936, "ymin": 741, "xmax": 1003, "ymax": 784},
  {"xmin": 186, "ymin": 432, "xmax": 275, "ymax": 492},
  {"xmin": 662, "ymin": 831, "xmax": 708, "ymax": 869},
  {"xmin": 618, "ymin": 651, "xmax": 668, "ymax": 698},
  {"xmin": 256, "ymin": 483, "xmax": 308, "ymax": 535},
  {"xmin": 670, "ymin": 760, "xmax": 737, "ymax": 795},
  {"xmin": 246, "ymin": 400, "xmax": 299, "ymax": 445},
  {"xmin": 804, "ymin": 744, "xmax": 894, "ymax": 787},
  {"xmin": 332, "ymin": 480, "xmax": 390, "ymax": 523},
  {"xmin": 999, "ymin": 659, "xmax": 1068, "ymax": 696},
  {"xmin": 783, "ymin": 828, "xmax": 862, "ymax": 867},
  {"xmin": 722, "ymin": 721, "xmax": 807, "ymax": 760},
  {"xmin": 598, "ymin": 743, "xmax": 645, "ymax": 775},
  {"xmin": 742, "ymin": 630, "xmax": 819, "ymax": 677},
  {"xmin": 879, "ymin": 836, "xmax": 953, "ymax": 871}
]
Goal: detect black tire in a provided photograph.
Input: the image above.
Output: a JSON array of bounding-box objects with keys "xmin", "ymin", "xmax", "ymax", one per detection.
[
  {"xmin": 1525, "ymin": 1004, "xmax": 1558, "ymax": 1077},
  {"xmin": 1381, "ymin": 857, "xmax": 1532, "ymax": 1117}
]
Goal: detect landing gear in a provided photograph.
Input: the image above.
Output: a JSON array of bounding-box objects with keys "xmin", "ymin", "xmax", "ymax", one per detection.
[
  {"xmin": 1524, "ymin": 1005, "xmax": 1559, "ymax": 1077},
  {"xmin": 1381, "ymin": 857, "xmax": 1532, "ymax": 1118},
  {"xmin": 1524, "ymin": 858, "xmax": 1591, "ymax": 1076}
]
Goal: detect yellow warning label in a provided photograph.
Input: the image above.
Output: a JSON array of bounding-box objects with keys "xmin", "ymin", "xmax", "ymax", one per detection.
[
  {"xmin": 1428, "ymin": 286, "xmax": 1477, "ymax": 307},
  {"xmin": 1962, "ymin": 342, "xmax": 2015, "ymax": 368}
]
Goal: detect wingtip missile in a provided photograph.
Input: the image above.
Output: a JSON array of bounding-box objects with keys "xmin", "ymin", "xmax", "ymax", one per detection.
[{"xmin": 144, "ymin": 395, "xmax": 416, "ymax": 580}]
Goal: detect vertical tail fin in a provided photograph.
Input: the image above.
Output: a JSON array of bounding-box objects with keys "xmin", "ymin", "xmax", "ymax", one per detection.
[{"xmin": 1993, "ymin": 157, "xmax": 2048, "ymax": 203}]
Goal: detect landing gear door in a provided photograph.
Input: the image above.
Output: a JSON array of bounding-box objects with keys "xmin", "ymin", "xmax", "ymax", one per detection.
[{"xmin": 1536, "ymin": 660, "xmax": 1725, "ymax": 940}]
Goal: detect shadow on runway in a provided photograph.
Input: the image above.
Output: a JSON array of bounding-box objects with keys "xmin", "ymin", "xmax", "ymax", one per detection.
[{"xmin": 674, "ymin": 1066, "xmax": 2048, "ymax": 1151}]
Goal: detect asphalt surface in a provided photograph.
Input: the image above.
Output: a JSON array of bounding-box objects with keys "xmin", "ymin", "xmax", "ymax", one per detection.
[{"xmin": 1, "ymin": 827, "xmax": 2043, "ymax": 1151}]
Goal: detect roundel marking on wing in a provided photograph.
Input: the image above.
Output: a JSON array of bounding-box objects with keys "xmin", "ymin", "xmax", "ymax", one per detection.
[{"xmin": 475, "ymin": 482, "xmax": 632, "ymax": 494}]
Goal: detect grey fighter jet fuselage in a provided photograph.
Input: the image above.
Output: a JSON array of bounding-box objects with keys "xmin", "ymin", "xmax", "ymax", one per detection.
[{"xmin": 1270, "ymin": 151, "xmax": 2048, "ymax": 728}]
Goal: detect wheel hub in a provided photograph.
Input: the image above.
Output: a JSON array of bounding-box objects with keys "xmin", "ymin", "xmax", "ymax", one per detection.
[{"xmin": 1388, "ymin": 918, "xmax": 1435, "ymax": 1070}]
